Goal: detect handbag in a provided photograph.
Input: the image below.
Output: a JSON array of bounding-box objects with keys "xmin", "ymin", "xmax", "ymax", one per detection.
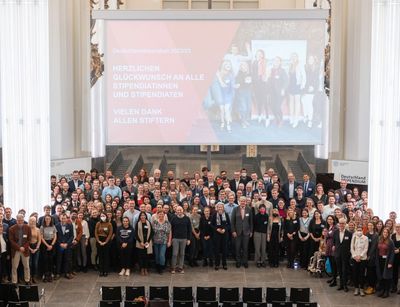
[{"xmin": 325, "ymin": 257, "xmax": 332, "ymax": 274}]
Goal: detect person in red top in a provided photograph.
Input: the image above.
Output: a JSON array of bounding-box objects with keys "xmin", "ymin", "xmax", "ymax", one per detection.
[{"xmin": 9, "ymin": 214, "xmax": 31, "ymax": 284}]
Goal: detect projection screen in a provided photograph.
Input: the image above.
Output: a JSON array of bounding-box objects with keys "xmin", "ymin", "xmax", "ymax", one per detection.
[{"xmin": 94, "ymin": 10, "xmax": 329, "ymax": 145}]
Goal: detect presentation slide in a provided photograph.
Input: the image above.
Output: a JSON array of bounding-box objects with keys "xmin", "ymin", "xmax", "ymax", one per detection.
[{"xmin": 106, "ymin": 19, "xmax": 327, "ymax": 145}]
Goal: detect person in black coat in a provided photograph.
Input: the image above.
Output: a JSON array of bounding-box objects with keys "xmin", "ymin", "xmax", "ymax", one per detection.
[
  {"xmin": 376, "ymin": 227, "xmax": 395, "ymax": 298},
  {"xmin": 211, "ymin": 203, "xmax": 231, "ymax": 270},
  {"xmin": 199, "ymin": 207, "xmax": 214, "ymax": 267},
  {"xmin": 390, "ymin": 224, "xmax": 400, "ymax": 293},
  {"xmin": 365, "ymin": 221, "xmax": 379, "ymax": 294},
  {"xmin": 332, "ymin": 218, "xmax": 353, "ymax": 292}
]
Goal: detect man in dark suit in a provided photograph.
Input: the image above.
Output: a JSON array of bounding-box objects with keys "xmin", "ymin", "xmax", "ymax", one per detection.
[
  {"xmin": 9, "ymin": 214, "xmax": 31, "ymax": 284},
  {"xmin": 68, "ymin": 170, "xmax": 83, "ymax": 193},
  {"xmin": 302, "ymin": 174, "xmax": 315, "ymax": 197},
  {"xmin": 332, "ymin": 218, "xmax": 353, "ymax": 291},
  {"xmin": 55, "ymin": 213, "xmax": 74, "ymax": 279},
  {"xmin": 229, "ymin": 171, "xmax": 241, "ymax": 193},
  {"xmin": 335, "ymin": 180, "xmax": 352, "ymax": 203},
  {"xmin": 252, "ymin": 180, "xmax": 265, "ymax": 198},
  {"xmin": 281, "ymin": 172, "xmax": 299, "ymax": 202},
  {"xmin": 231, "ymin": 196, "xmax": 253, "ymax": 268},
  {"xmin": 204, "ymin": 172, "xmax": 216, "ymax": 189},
  {"xmin": 200, "ymin": 187, "xmax": 211, "ymax": 207}
]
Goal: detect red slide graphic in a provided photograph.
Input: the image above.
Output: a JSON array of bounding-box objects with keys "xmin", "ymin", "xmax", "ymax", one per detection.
[{"xmin": 106, "ymin": 20, "xmax": 240, "ymax": 145}]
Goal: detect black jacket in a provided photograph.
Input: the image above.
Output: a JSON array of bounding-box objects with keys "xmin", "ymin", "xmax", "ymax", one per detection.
[{"xmin": 333, "ymin": 229, "xmax": 353, "ymax": 258}]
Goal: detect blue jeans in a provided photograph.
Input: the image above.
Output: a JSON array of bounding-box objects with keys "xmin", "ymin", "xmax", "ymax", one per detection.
[
  {"xmin": 29, "ymin": 249, "xmax": 40, "ymax": 277},
  {"xmin": 153, "ymin": 243, "xmax": 167, "ymax": 266}
]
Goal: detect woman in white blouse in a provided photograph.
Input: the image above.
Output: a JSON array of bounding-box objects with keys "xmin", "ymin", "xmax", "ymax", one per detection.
[{"xmin": 350, "ymin": 224, "xmax": 369, "ymax": 296}]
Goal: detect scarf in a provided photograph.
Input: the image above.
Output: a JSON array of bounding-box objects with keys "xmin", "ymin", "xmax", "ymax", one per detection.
[
  {"xmin": 216, "ymin": 212, "xmax": 226, "ymax": 226},
  {"xmin": 136, "ymin": 220, "xmax": 152, "ymax": 254}
]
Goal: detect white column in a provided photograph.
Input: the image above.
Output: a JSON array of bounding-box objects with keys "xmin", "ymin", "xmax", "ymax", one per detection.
[
  {"xmin": 90, "ymin": 1, "xmax": 106, "ymax": 158},
  {"xmin": 343, "ymin": 0, "xmax": 372, "ymax": 161},
  {"xmin": 369, "ymin": 0, "xmax": 400, "ymax": 218},
  {"xmin": 0, "ymin": 0, "xmax": 51, "ymax": 215}
]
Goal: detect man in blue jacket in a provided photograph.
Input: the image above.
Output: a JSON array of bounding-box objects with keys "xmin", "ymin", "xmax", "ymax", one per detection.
[{"xmin": 55, "ymin": 213, "xmax": 74, "ymax": 279}]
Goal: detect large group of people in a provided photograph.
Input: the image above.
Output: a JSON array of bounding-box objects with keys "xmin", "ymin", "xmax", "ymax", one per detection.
[
  {"xmin": 204, "ymin": 43, "xmax": 325, "ymax": 132},
  {"xmin": 0, "ymin": 166, "xmax": 399, "ymax": 300}
]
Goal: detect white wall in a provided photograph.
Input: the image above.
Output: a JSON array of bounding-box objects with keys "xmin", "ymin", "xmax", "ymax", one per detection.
[
  {"xmin": 49, "ymin": 0, "xmax": 75, "ymax": 159},
  {"xmin": 260, "ymin": 0, "xmax": 303, "ymax": 9}
]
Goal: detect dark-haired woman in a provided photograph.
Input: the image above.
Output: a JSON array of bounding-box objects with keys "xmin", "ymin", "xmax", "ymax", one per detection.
[
  {"xmin": 365, "ymin": 221, "xmax": 379, "ymax": 295},
  {"xmin": 298, "ymin": 209, "xmax": 311, "ymax": 269},
  {"xmin": 376, "ymin": 227, "xmax": 395, "ymax": 298},
  {"xmin": 95, "ymin": 212, "xmax": 113, "ymax": 276},
  {"xmin": 309, "ymin": 210, "xmax": 326, "ymax": 252},
  {"xmin": 390, "ymin": 223, "xmax": 400, "ymax": 293},
  {"xmin": 325, "ymin": 215, "xmax": 338, "ymax": 287},
  {"xmin": 135, "ymin": 212, "xmax": 154, "ymax": 276},
  {"xmin": 117, "ymin": 217, "xmax": 134, "ymax": 276},
  {"xmin": 40, "ymin": 215, "xmax": 57, "ymax": 282}
]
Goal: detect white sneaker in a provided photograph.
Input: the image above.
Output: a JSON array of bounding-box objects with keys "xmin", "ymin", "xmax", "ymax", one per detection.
[
  {"xmin": 360, "ymin": 289, "xmax": 365, "ymax": 297},
  {"xmin": 119, "ymin": 269, "xmax": 125, "ymax": 276},
  {"xmin": 265, "ymin": 119, "xmax": 270, "ymax": 128},
  {"xmin": 354, "ymin": 288, "xmax": 359, "ymax": 296},
  {"xmin": 307, "ymin": 121, "xmax": 312, "ymax": 128},
  {"xmin": 125, "ymin": 269, "xmax": 130, "ymax": 276}
]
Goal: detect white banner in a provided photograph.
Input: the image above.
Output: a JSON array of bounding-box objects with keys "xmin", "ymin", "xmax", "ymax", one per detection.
[
  {"xmin": 331, "ymin": 160, "xmax": 368, "ymax": 185},
  {"xmin": 51, "ymin": 157, "xmax": 92, "ymax": 180}
]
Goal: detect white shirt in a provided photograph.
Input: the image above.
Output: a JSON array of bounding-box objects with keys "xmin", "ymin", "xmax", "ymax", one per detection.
[
  {"xmin": 339, "ymin": 230, "xmax": 345, "ymax": 243},
  {"xmin": 81, "ymin": 220, "xmax": 90, "ymax": 238},
  {"xmin": 289, "ymin": 182, "xmax": 294, "ymax": 198},
  {"xmin": 322, "ymin": 204, "xmax": 339, "ymax": 220},
  {"xmin": 0, "ymin": 234, "xmax": 6, "ymax": 253}
]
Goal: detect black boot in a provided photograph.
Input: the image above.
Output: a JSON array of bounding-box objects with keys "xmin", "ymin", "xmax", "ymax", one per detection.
[
  {"xmin": 203, "ymin": 259, "xmax": 208, "ymax": 267},
  {"xmin": 382, "ymin": 290, "xmax": 389, "ymax": 298},
  {"xmin": 209, "ymin": 259, "xmax": 213, "ymax": 267}
]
